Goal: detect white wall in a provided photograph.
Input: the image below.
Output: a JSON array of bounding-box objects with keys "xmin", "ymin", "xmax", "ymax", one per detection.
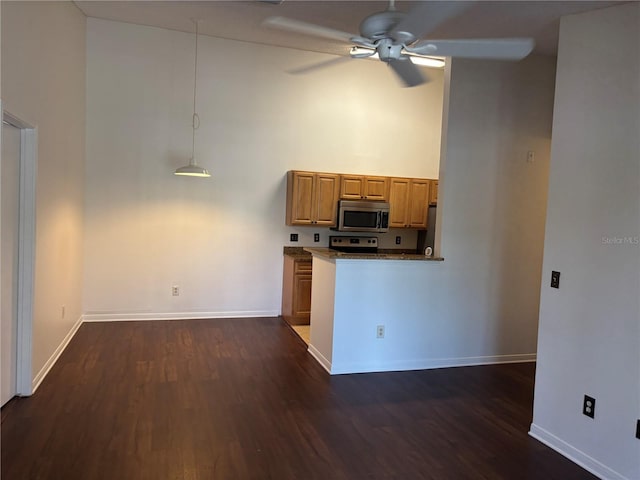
[
  {"xmin": 308, "ymin": 255, "xmax": 336, "ymax": 371},
  {"xmin": 311, "ymin": 255, "xmax": 533, "ymax": 375},
  {"xmin": 1, "ymin": 1, "xmax": 86, "ymax": 387},
  {"xmin": 84, "ymin": 18, "xmax": 444, "ymax": 320},
  {"xmin": 530, "ymin": 4, "xmax": 640, "ymax": 480},
  {"xmin": 85, "ymin": 18, "xmax": 555, "ymax": 370},
  {"xmin": 435, "ymin": 55, "xmax": 556, "ymax": 359}
]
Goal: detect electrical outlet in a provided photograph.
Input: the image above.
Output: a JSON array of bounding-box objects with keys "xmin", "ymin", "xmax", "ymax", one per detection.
[
  {"xmin": 527, "ymin": 151, "xmax": 535, "ymax": 163},
  {"xmin": 636, "ymin": 419, "xmax": 640, "ymax": 439},
  {"xmin": 583, "ymin": 395, "xmax": 595, "ymax": 418},
  {"xmin": 395, "ymin": 236, "xmax": 401, "ymax": 245},
  {"xmin": 314, "ymin": 233, "xmax": 320, "ymax": 242},
  {"xmin": 290, "ymin": 233, "xmax": 298, "ymax": 242},
  {"xmin": 376, "ymin": 325, "xmax": 385, "ymax": 339},
  {"xmin": 551, "ymin": 271, "xmax": 560, "ymax": 289},
  {"xmin": 172, "ymin": 285, "xmax": 180, "ymax": 296}
]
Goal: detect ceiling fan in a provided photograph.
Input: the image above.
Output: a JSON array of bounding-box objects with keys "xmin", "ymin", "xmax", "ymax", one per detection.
[{"xmin": 263, "ymin": 1, "xmax": 535, "ymax": 87}]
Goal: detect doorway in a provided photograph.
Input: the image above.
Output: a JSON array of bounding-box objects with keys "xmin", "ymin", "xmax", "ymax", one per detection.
[
  {"xmin": 1, "ymin": 110, "xmax": 36, "ymax": 402},
  {"xmin": 1, "ymin": 121, "xmax": 20, "ymax": 405}
]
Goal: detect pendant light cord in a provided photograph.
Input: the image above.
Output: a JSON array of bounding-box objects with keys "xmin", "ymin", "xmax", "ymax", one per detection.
[{"xmin": 191, "ymin": 20, "xmax": 200, "ymax": 165}]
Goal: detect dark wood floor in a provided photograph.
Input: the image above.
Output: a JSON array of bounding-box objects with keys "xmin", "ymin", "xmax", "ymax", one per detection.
[{"xmin": 2, "ymin": 318, "xmax": 595, "ymax": 480}]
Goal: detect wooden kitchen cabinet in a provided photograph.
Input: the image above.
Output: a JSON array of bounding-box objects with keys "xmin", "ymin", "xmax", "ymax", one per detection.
[
  {"xmin": 388, "ymin": 177, "xmax": 430, "ymax": 228},
  {"xmin": 429, "ymin": 180, "xmax": 439, "ymax": 205},
  {"xmin": 281, "ymin": 255, "xmax": 312, "ymax": 325},
  {"xmin": 339, "ymin": 175, "xmax": 389, "ymax": 201},
  {"xmin": 286, "ymin": 171, "xmax": 340, "ymax": 226}
]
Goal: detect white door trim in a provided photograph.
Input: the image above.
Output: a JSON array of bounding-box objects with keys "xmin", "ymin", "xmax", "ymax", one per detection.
[{"xmin": 3, "ymin": 107, "xmax": 37, "ymax": 397}]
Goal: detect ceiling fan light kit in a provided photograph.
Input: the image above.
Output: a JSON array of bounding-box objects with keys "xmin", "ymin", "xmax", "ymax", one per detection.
[
  {"xmin": 349, "ymin": 47, "xmax": 445, "ymax": 68},
  {"xmin": 264, "ymin": 0, "xmax": 535, "ymax": 87},
  {"xmin": 409, "ymin": 56, "xmax": 446, "ymax": 68}
]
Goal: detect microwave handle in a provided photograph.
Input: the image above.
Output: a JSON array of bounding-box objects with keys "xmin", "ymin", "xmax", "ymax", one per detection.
[{"xmin": 376, "ymin": 211, "xmax": 381, "ymax": 229}]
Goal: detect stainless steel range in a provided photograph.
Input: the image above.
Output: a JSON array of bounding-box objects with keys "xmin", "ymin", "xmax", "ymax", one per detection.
[{"xmin": 329, "ymin": 236, "xmax": 378, "ymax": 253}]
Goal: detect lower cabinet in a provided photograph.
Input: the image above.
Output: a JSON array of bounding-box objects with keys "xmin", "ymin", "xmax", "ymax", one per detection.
[{"xmin": 281, "ymin": 255, "xmax": 312, "ymax": 325}]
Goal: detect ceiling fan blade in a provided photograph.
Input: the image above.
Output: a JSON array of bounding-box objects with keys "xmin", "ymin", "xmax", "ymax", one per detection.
[
  {"xmin": 390, "ymin": 2, "xmax": 470, "ymax": 44},
  {"xmin": 388, "ymin": 58, "xmax": 427, "ymax": 88},
  {"xmin": 287, "ymin": 56, "xmax": 352, "ymax": 75},
  {"xmin": 407, "ymin": 38, "xmax": 535, "ymax": 60},
  {"xmin": 263, "ymin": 16, "xmax": 356, "ymax": 43}
]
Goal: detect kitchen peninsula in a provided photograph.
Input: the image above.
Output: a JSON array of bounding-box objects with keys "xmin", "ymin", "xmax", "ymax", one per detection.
[{"xmin": 304, "ymin": 247, "xmax": 444, "ymax": 375}]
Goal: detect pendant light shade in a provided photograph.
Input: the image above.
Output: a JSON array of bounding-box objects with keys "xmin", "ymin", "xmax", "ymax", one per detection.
[
  {"xmin": 175, "ymin": 160, "xmax": 210, "ymax": 177},
  {"xmin": 175, "ymin": 20, "xmax": 211, "ymax": 178}
]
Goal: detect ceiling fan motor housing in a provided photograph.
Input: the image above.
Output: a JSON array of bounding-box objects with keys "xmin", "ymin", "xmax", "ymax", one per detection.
[{"xmin": 359, "ymin": 10, "xmax": 414, "ymax": 44}]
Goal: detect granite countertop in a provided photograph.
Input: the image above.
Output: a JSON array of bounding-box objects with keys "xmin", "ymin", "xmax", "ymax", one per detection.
[
  {"xmin": 303, "ymin": 247, "xmax": 444, "ymax": 262},
  {"xmin": 283, "ymin": 247, "xmax": 312, "ymax": 260}
]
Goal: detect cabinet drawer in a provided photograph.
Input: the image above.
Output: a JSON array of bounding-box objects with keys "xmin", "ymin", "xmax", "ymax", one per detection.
[{"xmin": 295, "ymin": 260, "xmax": 312, "ymax": 273}]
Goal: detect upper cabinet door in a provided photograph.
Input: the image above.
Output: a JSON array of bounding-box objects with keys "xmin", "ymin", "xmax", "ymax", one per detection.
[
  {"xmin": 286, "ymin": 171, "xmax": 340, "ymax": 226},
  {"xmin": 389, "ymin": 177, "xmax": 430, "ymax": 228},
  {"xmin": 340, "ymin": 175, "xmax": 390, "ymax": 200},
  {"xmin": 389, "ymin": 178, "xmax": 411, "ymax": 228},
  {"xmin": 363, "ymin": 176, "xmax": 389, "ymax": 201},
  {"xmin": 340, "ymin": 175, "xmax": 365, "ymax": 200},
  {"xmin": 408, "ymin": 179, "xmax": 430, "ymax": 228},
  {"xmin": 429, "ymin": 180, "xmax": 439, "ymax": 205},
  {"xmin": 314, "ymin": 173, "xmax": 340, "ymax": 225},
  {"xmin": 287, "ymin": 171, "xmax": 315, "ymax": 225}
]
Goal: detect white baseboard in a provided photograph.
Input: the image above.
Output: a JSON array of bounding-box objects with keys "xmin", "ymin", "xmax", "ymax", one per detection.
[
  {"xmin": 304, "ymin": 349, "xmax": 535, "ymax": 375},
  {"xmin": 31, "ymin": 314, "xmax": 84, "ymax": 393},
  {"xmin": 307, "ymin": 344, "xmax": 332, "ymax": 374},
  {"xmin": 82, "ymin": 310, "xmax": 279, "ymax": 322},
  {"xmin": 328, "ymin": 353, "xmax": 536, "ymax": 375},
  {"xmin": 529, "ymin": 424, "xmax": 629, "ymax": 480}
]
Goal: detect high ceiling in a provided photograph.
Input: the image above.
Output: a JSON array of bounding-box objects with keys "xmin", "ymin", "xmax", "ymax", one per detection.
[{"xmin": 75, "ymin": 1, "xmax": 619, "ymax": 57}]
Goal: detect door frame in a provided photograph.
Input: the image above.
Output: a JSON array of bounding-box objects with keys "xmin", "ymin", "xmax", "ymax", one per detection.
[{"xmin": 2, "ymin": 105, "xmax": 37, "ymax": 397}]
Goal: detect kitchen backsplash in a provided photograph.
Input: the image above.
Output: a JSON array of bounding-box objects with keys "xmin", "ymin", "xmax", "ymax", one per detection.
[{"xmin": 285, "ymin": 228, "xmax": 420, "ymax": 250}]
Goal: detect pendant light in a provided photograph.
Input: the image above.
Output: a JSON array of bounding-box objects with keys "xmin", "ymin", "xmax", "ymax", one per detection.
[{"xmin": 175, "ymin": 20, "xmax": 211, "ymax": 178}]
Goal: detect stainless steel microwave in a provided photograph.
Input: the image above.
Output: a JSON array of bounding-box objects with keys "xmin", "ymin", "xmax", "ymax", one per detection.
[{"xmin": 333, "ymin": 200, "xmax": 390, "ymax": 233}]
